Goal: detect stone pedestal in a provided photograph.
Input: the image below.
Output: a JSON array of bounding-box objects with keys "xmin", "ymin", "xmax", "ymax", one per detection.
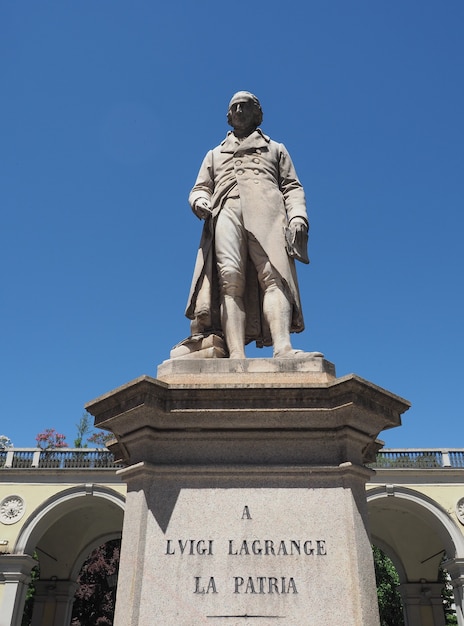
[{"xmin": 86, "ymin": 357, "xmax": 410, "ymax": 626}]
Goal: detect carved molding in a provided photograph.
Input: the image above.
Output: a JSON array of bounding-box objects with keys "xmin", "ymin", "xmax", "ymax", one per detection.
[
  {"xmin": 0, "ymin": 494, "xmax": 25, "ymax": 525},
  {"xmin": 456, "ymin": 497, "xmax": 464, "ymax": 525}
]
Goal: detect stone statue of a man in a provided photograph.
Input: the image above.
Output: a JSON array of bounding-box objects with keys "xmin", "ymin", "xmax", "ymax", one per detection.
[{"xmin": 184, "ymin": 91, "xmax": 321, "ymax": 359}]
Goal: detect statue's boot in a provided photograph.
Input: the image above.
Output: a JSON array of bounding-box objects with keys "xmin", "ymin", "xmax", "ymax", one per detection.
[
  {"xmin": 264, "ymin": 287, "xmax": 323, "ymax": 359},
  {"xmin": 275, "ymin": 349, "xmax": 324, "ymax": 359},
  {"xmin": 221, "ymin": 294, "xmax": 246, "ymax": 359}
]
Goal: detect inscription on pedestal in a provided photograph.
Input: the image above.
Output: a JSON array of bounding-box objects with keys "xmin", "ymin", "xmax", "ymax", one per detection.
[{"xmin": 159, "ymin": 501, "xmax": 328, "ymax": 621}]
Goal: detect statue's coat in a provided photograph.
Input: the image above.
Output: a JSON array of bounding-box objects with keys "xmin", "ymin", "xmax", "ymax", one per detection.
[{"xmin": 186, "ymin": 129, "xmax": 308, "ymax": 347}]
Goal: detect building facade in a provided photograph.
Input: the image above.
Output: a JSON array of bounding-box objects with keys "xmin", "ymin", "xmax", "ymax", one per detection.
[{"xmin": 1, "ymin": 448, "xmax": 463, "ymax": 626}]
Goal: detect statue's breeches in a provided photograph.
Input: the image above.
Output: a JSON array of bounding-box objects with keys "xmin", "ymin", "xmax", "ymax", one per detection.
[{"xmin": 215, "ymin": 200, "xmax": 282, "ymax": 298}]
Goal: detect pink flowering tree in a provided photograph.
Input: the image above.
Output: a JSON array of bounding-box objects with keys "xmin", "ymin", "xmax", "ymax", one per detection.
[
  {"xmin": 87, "ymin": 431, "xmax": 113, "ymax": 448},
  {"xmin": 35, "ymin": 428, "xmax": 68, "ymax": 450}
]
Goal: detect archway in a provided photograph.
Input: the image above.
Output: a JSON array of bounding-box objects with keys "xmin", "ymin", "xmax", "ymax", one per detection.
[
  {"xmin": 12, "ymin": 485, "xmax": 125, "ymax": 626},
  {"xmin": 368, "ymin": 486, "xmax": 464, "ymax": 625}
]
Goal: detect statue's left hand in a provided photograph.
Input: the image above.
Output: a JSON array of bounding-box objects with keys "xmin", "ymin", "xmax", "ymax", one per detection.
[
  {"xmin": 193, "ymin": 197, "xmax": 212, "ymax": 220},
  {"xmin": 286, "ymin": 217, "xmax": 310, "ymax": 264},
  {"xmin": 289, "ymin": 217, "xmax": 308, "ymax": 235}
]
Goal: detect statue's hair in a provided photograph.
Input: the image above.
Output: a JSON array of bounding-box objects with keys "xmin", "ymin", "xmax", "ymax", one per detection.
[{"xmin": 227, "ymin": 91, "xmax": 263, "ymax": 128}]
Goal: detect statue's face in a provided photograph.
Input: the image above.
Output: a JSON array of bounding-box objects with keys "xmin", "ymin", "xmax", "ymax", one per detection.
[{"xmin": 228, "ymin": 99, "xmax": 256, "ymax": 132}]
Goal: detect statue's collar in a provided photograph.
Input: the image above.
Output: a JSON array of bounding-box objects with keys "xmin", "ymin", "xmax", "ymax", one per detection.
[{"xmin": 220, "ymin": 128, "xmax": 270, "ymax": 153}]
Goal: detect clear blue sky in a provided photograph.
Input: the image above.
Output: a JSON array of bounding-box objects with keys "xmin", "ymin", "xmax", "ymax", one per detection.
[{"xmin": 1, "ymin": 1, "xmax": 463, "ymax": 449}]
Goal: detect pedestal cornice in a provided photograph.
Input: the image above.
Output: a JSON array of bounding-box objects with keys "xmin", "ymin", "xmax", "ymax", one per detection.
[{"xmin": 85, "ymin": 359, "xmax": 410, "ymax": 468}]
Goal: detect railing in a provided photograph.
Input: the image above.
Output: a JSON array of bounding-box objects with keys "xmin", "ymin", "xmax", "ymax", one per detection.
[
  {"xmin": 369, "ymin": 449, "xmax": 464, "ymax": 469},
  {"xmin": 1, "ymin": 448, "xmax": 463, "ymax": 470},
  {"xmin": 0, "ymin": 448, "xmax": 123, "ymax": 469}
]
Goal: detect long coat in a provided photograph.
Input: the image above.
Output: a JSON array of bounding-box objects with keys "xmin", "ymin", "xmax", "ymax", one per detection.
[{"xmin": 186, "ymin": 129, "xmax": 308, "ymax": 347}]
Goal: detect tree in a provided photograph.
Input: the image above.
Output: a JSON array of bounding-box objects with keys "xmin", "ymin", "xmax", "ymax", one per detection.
[
  {"xmin": 35, "ymin": 428, "xmax": 68, "ymax": 449},
  {"xmin": 34, "ymin": 412, "xmax": 112, "ymax": 450},
  {"xmin": 75, "ymin": 412, "xmax": 113, "ymax": 448},
  {"xmin": 71, "ymin": 539, "xmax": 120, "ymax": 626},
  {"xmin": 373, "ymin": 545, "xmax": 405, "ymax": 626},
  {"xmin": 373, "ymin": 546, "xmax": 458, "ymax": 626},
  {"xmin": 439, "ymin": 563, "xmax": 458, "ymax": 625},
  {"xmin": 87, "ymin": 430, "xmax": 114, "ymax": 447},
  {"xmin": 74, "ymin": 413, "xmax": 92, "ymax": 448},
  {"xmin": 0, "ymin": 435, "xmax": 13, "ymax": 449},
  {"xmin": 21, "ymin": 558, "xmax": 39, "ymax": 626}
]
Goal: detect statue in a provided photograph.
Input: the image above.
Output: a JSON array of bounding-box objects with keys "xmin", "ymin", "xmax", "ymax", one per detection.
[{"xmin": 175, "ymin": 91, "xmax": 322, "ymax": 360}]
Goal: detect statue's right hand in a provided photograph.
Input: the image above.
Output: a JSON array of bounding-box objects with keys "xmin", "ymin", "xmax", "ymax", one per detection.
[{"xmin": 193, "ymin": 198, "xmax": 212, "ymax": 220}]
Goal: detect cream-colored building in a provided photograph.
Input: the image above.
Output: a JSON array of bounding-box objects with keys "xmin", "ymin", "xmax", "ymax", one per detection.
[{"xmin": 1, "ymin": 448, "xmax": 463, "ymax": 626}]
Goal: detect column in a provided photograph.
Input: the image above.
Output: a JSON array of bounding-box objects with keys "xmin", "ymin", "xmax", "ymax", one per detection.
[
  {"xmin": 399, "ymin": 582, "xmax": 446, "ymax": 626},
  {"xmin": 0, "ymin": 554, "xmax": 37, "ymax": 626},
  {"xmin": 31, "ymin": 579, "xmax": 78, "ymax": 626}
]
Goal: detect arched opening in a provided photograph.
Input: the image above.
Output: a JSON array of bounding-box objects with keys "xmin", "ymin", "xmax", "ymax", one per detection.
[
  {"xmin": 368, "ymin": 486, "xmax": 464, "ymax": 626},
  {"xmin": 14, "ymin": 485, "xmax": 124, "ymax": 626}
]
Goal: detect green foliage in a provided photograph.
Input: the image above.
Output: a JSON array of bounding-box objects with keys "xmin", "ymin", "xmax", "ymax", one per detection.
[
  {"xmin": 439, "ymin": 564, "xmax": 458, "ymax": 625},
  {"xmin": 34, "ymin": 412, "xmax": 111, "ymax": 449},
  {"xmin": 21, "ymin": 556, "xmax": 39, "ymax": 626},
  {"xmin": 414, "ymin": 453, "xmax": 441, "ymax": 468},
  {"xmin": 373, "ymin": 545, "xmax": 405, "ymax": 626},
  {"xmin": 74, "ymin": 413, "xmax": 92, "ymax": 448},
  {"xmin": 75, "ymin": 411, "xmax": 113, "ymax": 448},
  {"xmin": 373, "ymin": 452, "xmax": 441, "ymax": 468},
  {"xmin": 374, "ymin": 548, "xmax": 458, "ymax": 626}
]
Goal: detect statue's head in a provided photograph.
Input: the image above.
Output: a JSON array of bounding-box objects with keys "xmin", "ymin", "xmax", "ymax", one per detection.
[{"xmin": 227, "ymin": 91, "xmax": 263, "ymax": 131}]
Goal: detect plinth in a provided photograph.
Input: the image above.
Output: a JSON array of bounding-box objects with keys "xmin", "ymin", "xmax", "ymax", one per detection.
[{"xmin": 85, "ymin": 357, "xmax": 410, "ymax": 626}]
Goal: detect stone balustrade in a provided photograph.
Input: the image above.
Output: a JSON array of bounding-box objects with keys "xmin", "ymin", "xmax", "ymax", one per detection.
[
  {"xmin": 0, "ymin": 448, "xmax": 123, "ymax": 469},
  {"xmin": 1, "ymin": 447, "xmax": 463, "ymax": 470}
]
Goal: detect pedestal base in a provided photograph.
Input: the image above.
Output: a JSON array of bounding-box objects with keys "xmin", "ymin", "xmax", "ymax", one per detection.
[{"xmin": 86, "ymin": 358, "xmax": 410, "ymax": 626}]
